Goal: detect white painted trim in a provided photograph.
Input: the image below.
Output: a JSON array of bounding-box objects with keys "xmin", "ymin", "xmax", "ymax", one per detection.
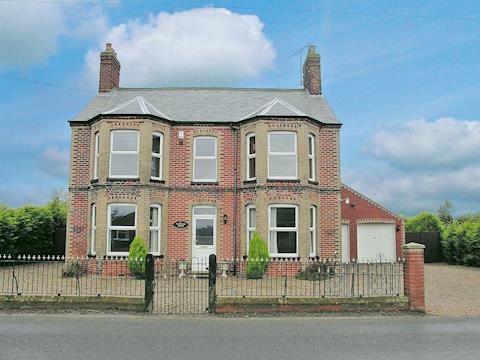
[
  {"xmin": 268, "ymin": 204, "xmax": 298, "ymax": 257},
  {"xmin": 108, "ymin": 130, "xmax": 139, "ymax": 179},
  {"xmin": 193, "ymin": 136, "xmax": 217, "ymax": 182},
  {"xmin": 246, "ymin": 133, "xmax": 256, "ymax": 180},
  {"xmin": 150, "ymin": 132, "xmax": 163, "ymax": 180},
  {"xmin": 93, "ymin": 132, "xmax": 100, "ymax": 180},
  {"xmin": 192, "ymin": 205, "xmax": 217, "ymax": 263},
  {"xmin": 267, "ymin": 131, "xmax": 298, "ymax": 180},
  {"xmin": 246, "ymin": 204, "xmax": 256, "ymax": 253},
  {"xmin": 149, "ymin": 204, "xmax": 161, "ymax": 255},
  {"xmin": 308, "ymin": 133, "xmax": 315, "ymax": 182},
  {"xmin": 107, "ymin": 203, "xmax": 137, "ymax": 256},
  {"xmin": 309, "ymin": 205, "xmax": 316, "ymax": 257},
  {"xmin": 102, "ymin": 96, "xmax": 172, "ymax": 120},
  {"xmin": 90, "ymin": 204, "xmax": 96, "ymax": 256},
  {"xmin": 240, "ymin": 97, "xmax": 306, "ymax": 120}
]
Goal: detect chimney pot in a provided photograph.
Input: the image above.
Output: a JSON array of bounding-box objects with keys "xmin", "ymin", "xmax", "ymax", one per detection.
[{"xmin": 99, "ymin": 43, "xmax": 121, "ymax": 93}]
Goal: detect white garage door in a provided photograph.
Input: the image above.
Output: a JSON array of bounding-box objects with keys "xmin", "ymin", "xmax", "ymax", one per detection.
[
  {"xmin": 357, "ymin": 223, "xmax": 395, "ymax": 261},
  {"xmin": 341, "ymin": 224, "xmax": 350, "ymax": 262}
]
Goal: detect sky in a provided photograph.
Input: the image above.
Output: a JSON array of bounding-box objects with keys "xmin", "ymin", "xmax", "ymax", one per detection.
[{"xmin": 0, "ymin": 0, "xmax": 479, "ymax": 216}]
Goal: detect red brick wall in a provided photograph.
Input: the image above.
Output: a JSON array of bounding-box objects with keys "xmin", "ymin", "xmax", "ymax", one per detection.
[
  {"xmin": 341, "ymin": 185, "xmax": 404, "ymax": 260},
  {"xmin": 403, "ymin": 244, "xmax": 425, "ymax": 311}
]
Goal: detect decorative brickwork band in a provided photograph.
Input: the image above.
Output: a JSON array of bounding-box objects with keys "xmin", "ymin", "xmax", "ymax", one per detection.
[{"xmin": 402, "ymin": 242, "xmax": 425, "ymax": 312}]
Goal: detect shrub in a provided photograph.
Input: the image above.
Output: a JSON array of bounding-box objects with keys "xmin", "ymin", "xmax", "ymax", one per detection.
[
  {"xmin": 128, "ymin": 236, "xmax": 148, "ymax": 279},
  {"xmin": 441, "ymin": 220, "xmax": 480, "ymax": 267},
  {"xmin": 246, "ymin": 232, "xmax": 269, "ymax": 279},
  {"xmin": 63, "ymin": 261, "xmax": 86, "ymax": 278},
  {"xmin": 297, "ymin": 261, "xmax": 335, "ymax": 281},
  {"xmin": 405, "ymin": 212, "xmax": 444, "ymax": 233}
]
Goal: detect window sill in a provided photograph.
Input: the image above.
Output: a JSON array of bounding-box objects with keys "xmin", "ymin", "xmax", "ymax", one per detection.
[
  {"xmin": 191, "ymin": 181, "xmax": 219, "ymax": 186},
  {"xmin": 87, "ymin": 254, "xmax": 96, "ymax": 259},
  {"xmin": 150, "ymin": 178, "xmax": 165, "ymax": 184},
  {"xmin": 90, "ymin": 179, "xmax": 99, "ymax": 184},
  {"xmin": 308, "ymin": 180, "xmax": 318, "ymax": 185},
  {"xmin": 243, "ymin": 179, "xmax": 257, "ymax": 184},
  {"xmin": 150, "ymin": 254, "xmax": 164, "ymax": 259},
  {"xmin": 106, "ymin": 177, "xmax": 140, "ymax": 182},
  {"xmin": 267, "ymin": 179, "xmax": 300, "ymax": 183}
]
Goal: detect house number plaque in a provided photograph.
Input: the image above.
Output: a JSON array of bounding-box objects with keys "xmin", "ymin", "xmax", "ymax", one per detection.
[{"xmin": 174, "ymin": 221, "xmax": 188, "ymax": 228}]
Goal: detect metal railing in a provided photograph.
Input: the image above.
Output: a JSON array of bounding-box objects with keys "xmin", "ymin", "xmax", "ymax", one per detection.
[
  {"xmin": 0, "ymin": 255, "xmax": 144, "ymax": 298},
  {"xmin": 215, "ymin": 258, "xmax": 404, "ymax": 299}
]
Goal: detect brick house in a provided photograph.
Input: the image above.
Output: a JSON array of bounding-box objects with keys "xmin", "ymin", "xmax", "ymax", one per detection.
[{"xmin": 66, "ymin": 44, "xmax": 402, "ymax": 266}]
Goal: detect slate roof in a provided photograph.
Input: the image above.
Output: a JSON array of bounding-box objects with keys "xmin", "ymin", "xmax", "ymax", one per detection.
[{"xmin": 72, "ymin": 87, "xmax": 340, "ymax": 125}]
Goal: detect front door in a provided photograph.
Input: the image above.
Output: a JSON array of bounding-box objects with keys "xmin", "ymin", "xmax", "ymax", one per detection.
[{"xmin": 192, "ymin": 206, "xmax": 216, "ymax": 272}]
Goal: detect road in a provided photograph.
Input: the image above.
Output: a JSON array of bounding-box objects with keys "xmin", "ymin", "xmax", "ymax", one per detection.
[{"xmin": 0, "ymin": 314, "xmax": 479, "ymax": 360}]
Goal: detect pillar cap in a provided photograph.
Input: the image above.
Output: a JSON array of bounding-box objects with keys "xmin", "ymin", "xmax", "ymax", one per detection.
[{"xmin": 402, "ymin": 242, "xmax": 425, "ymax": 250}]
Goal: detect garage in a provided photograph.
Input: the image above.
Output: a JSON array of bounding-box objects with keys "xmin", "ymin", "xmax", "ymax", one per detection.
[{"xmin": 357, "ymin": 223, "xmax": 396, "ymax": 261}]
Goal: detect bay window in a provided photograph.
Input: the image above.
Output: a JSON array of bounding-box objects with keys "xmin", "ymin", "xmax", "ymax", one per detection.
[
  {"xmin": 246, "ymin": 133, "xmax": 256, "ymax": 180},
  {"xmin": 268, "ymin": 205, "xmax": 298, "ymax": 257},
  {"xmin": 107, "ymin": 204, "xmax": 136, "ymax": 255},
  {"xmin": 151, "ymin": 132, "xmax": 163, "ymax": 180},
  {"xmin": 308, "ymin": 134, "xmax": 315, "ymax": 181},
  {"xmin": 109, "ymin": 130, "xmax": 139, "ymax": 178},
  {"xmin": 246, "ymin": 205, "xmax": 256, "ymax": 251},
  {"xmin": 149, "ymin": 205, "xmax": 161, "ymax": 254},
  {"xmin": 268, "ymin": 132, "xmax": 297, "ymax": 179},
  {"xmin": 193, "ymin": 136, "xmax": 217, "ymax": 182},
  {"xmin": 309, "ymin": 206, "xmax": 316, "ymax": 256}
]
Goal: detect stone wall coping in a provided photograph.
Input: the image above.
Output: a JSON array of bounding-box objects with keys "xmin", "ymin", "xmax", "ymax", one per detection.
[{"xmin": 402, "ymin": 242, "xmax": 425, "ymax": 250}]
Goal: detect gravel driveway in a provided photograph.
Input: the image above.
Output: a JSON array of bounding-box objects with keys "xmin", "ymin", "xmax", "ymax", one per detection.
[{"xmin": 425, "ymin": 263, "xmax": 480, "ymax": 316}]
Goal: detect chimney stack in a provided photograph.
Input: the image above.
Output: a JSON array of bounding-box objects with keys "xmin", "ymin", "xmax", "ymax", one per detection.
[
  {"xmin": 99, "ymin": 43, "xmax": 121, "ymax": 93},
  {"xmin": 303, "ymin": 46, "xmax": 321, "ymax": 95}
]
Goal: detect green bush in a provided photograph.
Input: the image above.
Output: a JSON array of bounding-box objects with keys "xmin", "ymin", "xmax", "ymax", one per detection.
[
  {"xmin": 297, "ymin": 261, "xmax": 335, "ymax": 281},
  {"xmin": 246, "ymin": 232, "xmax": 270, "ymax": 279},
  {"xmin": 0, "ymin": 193, "xmax": 67, "ymax": 256},
  {"xmin": 441, "ymin": 220, "xmax": 480, "ymax": 267},
  {"xmin": 63, "ymin": 261, "xmax": 87, "ymax": 278},
  {"xmin": 128, "ymin": 236, "xmax": 148, "ymax": 279},
  {"xmin": 405, "ymin": 212, "xmax": 444, "ymax": 233}
]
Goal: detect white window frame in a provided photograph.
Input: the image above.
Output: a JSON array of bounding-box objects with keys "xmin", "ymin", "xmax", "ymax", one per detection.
[
  {"xmin": 268, "ymin": 204, "xmax": 298, "ymax": 257},
  {"xmin": 246, "ymin": 205, "xmax": 256, "ymax": 252},
  {"xmin": 193, "ymin": 136, "xmax": 217, "ymax": 182},
  {"xmin": 90, "ymin": 204, "xmax": 96, "ymax": 256},
  {"xmin": 309, "ymin": 205, "xmax": 316, "ymax": 257},
  {"xmin": 107, "ymin": 203, "xmax": 137, "ymax": 256},
  {"xmin": 109, "ymin": 130, "xmax": 139, "ymax": 179},
  {"xmin": 308, "ymin": 133, "xmax": 315, "ymax": 182},
  {"xmin": 149, "ymin": 204, "xmax": 161, "ymax": 255},
  {"xmin": 151, "ymin": 132, "xmax": 163, "ymax": 180},
  {"xmin": 93, "ymin": 132, "xmax": 100, "ymax": 180},
  {"xmin": 246, "ymin": 133, "xmax": 256, "ymax": 180},
  {"xmin": 267, "ymin": 131, "xmax": 298, "ymax": 180}
]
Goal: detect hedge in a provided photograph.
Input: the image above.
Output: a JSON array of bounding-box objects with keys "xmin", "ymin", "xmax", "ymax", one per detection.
[
  {"xmin": 442, "ymin": 220, "xmax": 480, "ymax": 267},
  {"xmin": 0, "ymin": 195, "xmax": 67, "ymax": 256}
]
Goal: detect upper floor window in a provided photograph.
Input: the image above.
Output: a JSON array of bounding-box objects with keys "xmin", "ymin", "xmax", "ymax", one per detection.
[
  {"xmin": 109, "ymin": 130, "xmax": 139, "ymax": 178},
  {"xmin": 149, "ymin": 204, "xmax": 161, "ymax": 255},
  {"xmin": 268, "ymin": 204, "xmax": 298, "ymax": 257},
  {"xmin": 93, "ymin": 132, "xmax": 100, "ymax": 179},
  {"xmin": 151, "ymin": 132, "xmax": 163, "ymax": 180},
  {"xmin": 193, "ymin": 136, "xmax": 217, "ymax": 182},
  {"xmin": 308, "ymin": 134, "xmax": 315, "ymax": 181},
  {"xmin": 108, "ymin": 203, "xmax": 136, "ymax": 255},
  {"xmin": 246, "ymin": 205, "xmax": 256, "ymax": 251},
  {"xmin": 268, "ymin": 132, "xmax": 297, "ymax": 180},
  {"xmin": 309, "ymin": 205, "xmax": 316, "ymax": 257},
  {"xmin": 246, "ymin": 133, "xmax": 256, "ymax": 180}
]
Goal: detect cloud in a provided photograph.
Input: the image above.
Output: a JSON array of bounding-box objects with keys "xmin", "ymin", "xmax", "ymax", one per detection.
[
  {"xmin": 83, "ymin": 7, "xmax": 276, "ymax": 87},
  {"xmin": 368, "ymin": 117, "xmax": 480, "ymax": 170},
  {"xmin": 39, "ymin": 146, "xmax": 69, "ymax": 179},
  {"xmin": 0, "ymin": 1, "xmax": 64, "ymax": 68},
  {"xmin": 344, "ymin": 117, "xmax": 480, "ymax": 215}
]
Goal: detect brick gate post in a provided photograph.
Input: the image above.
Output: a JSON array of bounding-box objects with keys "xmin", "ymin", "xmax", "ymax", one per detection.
[{"xmin": 402, "ymin": 242, "xmax": 426, "ymax": 312}]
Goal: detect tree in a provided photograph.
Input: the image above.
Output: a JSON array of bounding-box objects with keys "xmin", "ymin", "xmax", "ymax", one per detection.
[
  {"xmin": 438, "ymin": 201, "xmax": 454, "ymax": 226},
  {"xmin": 405, "ymin": 212, "xmax": 444, "ymax": 233}
]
